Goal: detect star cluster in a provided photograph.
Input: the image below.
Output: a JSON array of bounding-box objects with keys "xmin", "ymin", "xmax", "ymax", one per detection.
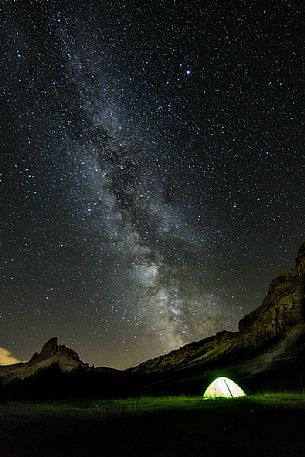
[{"xmin": 1, "ymin": 0, "xmax": 305, "ymax": 368}]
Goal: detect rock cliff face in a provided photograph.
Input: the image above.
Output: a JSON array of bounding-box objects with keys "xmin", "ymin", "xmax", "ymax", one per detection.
[
  {"xmin": 128, "ymin": 241, "xmax": 305, "ymax": 390},
  {"xmin": 238, "ymin": 243, "xmax": 305, "ymax": 344}
]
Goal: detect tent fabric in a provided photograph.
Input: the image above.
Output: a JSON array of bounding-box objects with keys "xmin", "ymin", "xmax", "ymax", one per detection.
[{"xmin": 203, "ymin": 377, "xmax": 246, "ymax": 398}]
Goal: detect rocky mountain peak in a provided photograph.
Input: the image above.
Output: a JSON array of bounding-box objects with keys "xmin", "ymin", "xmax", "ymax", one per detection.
[
  {"xmin": 29, "ymin": 337, "xmax": 80, "ymax": 363},
  {"xmin": 0, "ymin": 338, "xmax": 83, "ymax": 384},
  {"xmin": 40, "ymin": 337, "xmax": 59, "ymax": 358}
]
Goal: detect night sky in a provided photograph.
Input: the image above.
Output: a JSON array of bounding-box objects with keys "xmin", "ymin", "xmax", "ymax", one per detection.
[{"xmin": 1, "ymin": 0, "xmax": 305, "ymax": 369}]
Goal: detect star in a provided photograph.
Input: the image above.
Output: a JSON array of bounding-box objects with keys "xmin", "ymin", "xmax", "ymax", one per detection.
[{"xmin": 1, "ymin": 0, "xmax": 304, "ymax": 370}]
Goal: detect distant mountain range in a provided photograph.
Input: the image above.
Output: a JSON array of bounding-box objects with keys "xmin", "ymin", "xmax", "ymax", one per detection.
[{"xmin": 1, "ymin": 241, "xmax": 305, "ymax": 395}]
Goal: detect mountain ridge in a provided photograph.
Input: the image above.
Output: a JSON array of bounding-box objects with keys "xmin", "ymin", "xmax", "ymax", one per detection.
[
  {"xmin": 127, "ymin": 241, "xmax": 305, "ymax": 379},
  {"xmin": 1, "ymin": 241, "xmax": 305, "ymax": 392}
]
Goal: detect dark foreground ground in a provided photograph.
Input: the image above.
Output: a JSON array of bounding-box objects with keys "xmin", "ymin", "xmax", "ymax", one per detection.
[{"xmin": 1, "ymin": 394, "xmax": 305, "ymax": 457}]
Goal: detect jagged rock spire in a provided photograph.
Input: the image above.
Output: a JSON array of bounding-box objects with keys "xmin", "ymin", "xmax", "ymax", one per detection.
[{"xmin": 30, "ymin": 337, "xmax": 80, "ymax": 363}]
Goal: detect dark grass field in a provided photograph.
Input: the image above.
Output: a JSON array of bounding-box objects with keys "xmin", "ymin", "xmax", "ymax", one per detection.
[{"xmin": 1, "ymin": 394, "xmax": 305, "ymax": 457}]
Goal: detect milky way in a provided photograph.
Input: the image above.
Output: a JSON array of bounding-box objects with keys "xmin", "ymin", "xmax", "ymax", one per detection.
[
  {"xmin": 1, "ymin": 1, "xmax": 305, "ymax": 368},
  {"xmin": 61, "ymin": 32, "xmax": 226, "ymax": 355}
]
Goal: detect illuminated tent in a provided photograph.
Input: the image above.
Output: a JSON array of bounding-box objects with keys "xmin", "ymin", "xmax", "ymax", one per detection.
[{"xmin": 203, "ymin": 377, "xmax": 246, "ymax": 399}]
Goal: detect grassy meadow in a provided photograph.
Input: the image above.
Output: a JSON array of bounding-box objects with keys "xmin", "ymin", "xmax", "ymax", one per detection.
[{"xmin": 1, "ymin": 393, "xmax": 305, "ymax": 456}]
